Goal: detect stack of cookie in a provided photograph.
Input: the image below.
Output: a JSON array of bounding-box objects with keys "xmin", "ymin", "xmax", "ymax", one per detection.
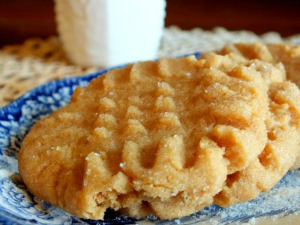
[{"xmin": 18, "ymin": 43, "xmax": 300, "ymax": 220}]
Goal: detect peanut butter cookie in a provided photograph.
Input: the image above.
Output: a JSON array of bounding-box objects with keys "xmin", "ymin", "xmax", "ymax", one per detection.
[{"xmin": 19, "ymin": 55, "xmax": 270, "ymax": 219}]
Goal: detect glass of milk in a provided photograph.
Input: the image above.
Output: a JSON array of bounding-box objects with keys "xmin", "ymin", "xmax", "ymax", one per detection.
[{"xmin": 54, "ymin": 0, "xmax": 166, "ymax": 67}]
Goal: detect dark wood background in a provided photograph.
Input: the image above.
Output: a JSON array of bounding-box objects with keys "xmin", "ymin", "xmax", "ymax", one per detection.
[{"xmin": 0, "ymin": 0, "xmax": 300, "ymax": 47}]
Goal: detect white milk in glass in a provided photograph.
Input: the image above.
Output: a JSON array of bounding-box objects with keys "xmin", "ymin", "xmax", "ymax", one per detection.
[{"xmin": 54, "ymin": 0, "xmax": 166, "ymax": 67}]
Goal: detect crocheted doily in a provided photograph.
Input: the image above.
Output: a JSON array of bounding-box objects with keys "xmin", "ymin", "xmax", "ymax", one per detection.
[{"xmin": 1, "ymin": 26, "xmax": 300, "ymax": 107}]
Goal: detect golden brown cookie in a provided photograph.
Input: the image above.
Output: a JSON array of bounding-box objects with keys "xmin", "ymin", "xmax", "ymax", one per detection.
[
  {"xmin": 214, "ymin": 81, "xmax": 300, "ymax": 206},
  {"xmin": 202, "ymin": 45, "xmax": 300, "ymax": 207},
  {"xmin": 215, "ymin": 42, "xmax": 300, "ymax": 169},
  {"xmin": 19, "ymin": 55, "xmax": 271, "ymax": 219}
]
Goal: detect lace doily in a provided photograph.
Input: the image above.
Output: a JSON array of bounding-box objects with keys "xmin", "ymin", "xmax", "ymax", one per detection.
[{"xmin": 1, "ymin": 26, "xmax": 300, "ymax": 107}]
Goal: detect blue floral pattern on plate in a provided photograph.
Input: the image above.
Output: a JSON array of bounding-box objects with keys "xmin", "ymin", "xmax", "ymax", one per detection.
[{"xmin": 0, "ymin": 54, "xmax": 300, "ymax": 224}]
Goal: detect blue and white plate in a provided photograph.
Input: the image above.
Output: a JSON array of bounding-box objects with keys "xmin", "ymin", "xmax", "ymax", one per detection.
[{"xmin": 0, "ymin": 57, "xmax": 300, "ymax": 225}]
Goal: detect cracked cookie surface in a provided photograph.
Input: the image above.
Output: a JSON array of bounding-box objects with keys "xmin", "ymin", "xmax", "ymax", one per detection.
[
  {"xmin": 19, "ymin": 55, "xmax": 271, "ymax": 219},
  {"xmin": 203, "ymin": 44, "xmax": 300, "ymax": 207},
  {"xmin": 215, "ymin": 42, "xmax": 300, "ymax": 169}
]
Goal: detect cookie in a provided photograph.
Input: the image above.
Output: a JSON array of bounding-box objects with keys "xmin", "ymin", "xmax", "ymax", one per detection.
[
  {"xmin": 214, "ymin": 80, "xmax": 300, "ymax": 206},
  {"xmin": 19, "ymin": 55, "xmax": 270, "ymax": 219},
  {"xmin": 215, "ymin": 42, "xmax": 300, "ymax": 169},
  {"xmin": 202, "ymin": 46, "xmax": 300, "ymax": 207}
]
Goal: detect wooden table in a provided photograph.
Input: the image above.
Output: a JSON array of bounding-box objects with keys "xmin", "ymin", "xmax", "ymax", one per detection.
[{"xmin": 0, "ymin": 0, "xmax": 300, "ymax": 47}]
